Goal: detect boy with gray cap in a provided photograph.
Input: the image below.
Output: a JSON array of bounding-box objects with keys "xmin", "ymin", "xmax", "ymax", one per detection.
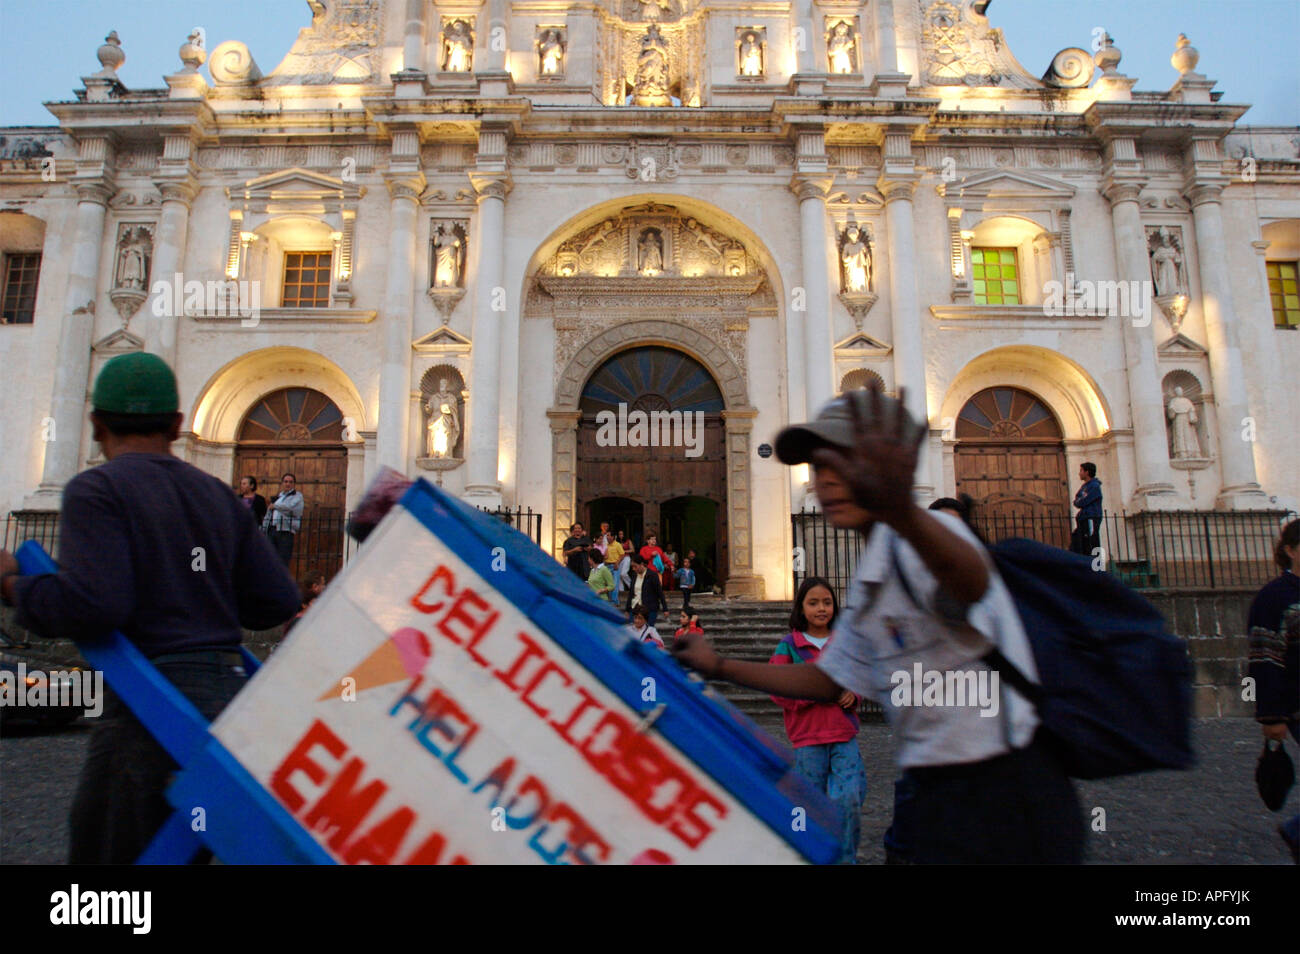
[
  {"xmin": 673, "ymin": 385, "xmax": 1083, "ymax": 864},
  {"xmin": 0, "ymin": 352, "xmax": 301, "ymax": 863}
]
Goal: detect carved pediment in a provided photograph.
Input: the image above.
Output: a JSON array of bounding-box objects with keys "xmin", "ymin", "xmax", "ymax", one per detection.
[
  {"xmin": 1157, "ymin": 332, "xmax": 1208, "ymax": 357},
  {"xmin": 834, "ymin": 332, "xmax": 892, "ymax": 356},
  {"xmin": 939, "ymin": 169, "xmax": 1075, "ymax": 201},
  {"xmin": 92, "ymin": 328, "xmax": 144, "ymax": 354},
  {"xmin": 229, "ymin": 167, "xmax": 363, "ymax": 214},
  {"xmin": 413, "ymin": 324, "xmax": 472, "ymax": 355},
  {"xmin": 539, "ymin": 203, "xmax": 759, "ymax": 280}
]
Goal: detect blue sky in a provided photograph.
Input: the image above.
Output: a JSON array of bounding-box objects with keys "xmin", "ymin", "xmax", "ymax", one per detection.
[{"xmin": 0, "ymin": 0, "xmax": 1295, "ymax": 127}]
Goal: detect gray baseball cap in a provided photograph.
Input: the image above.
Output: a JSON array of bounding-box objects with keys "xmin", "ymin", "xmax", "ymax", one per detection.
[{"xmin": 774, "ymin": 389, "xmax": 921, "ymax": 465}]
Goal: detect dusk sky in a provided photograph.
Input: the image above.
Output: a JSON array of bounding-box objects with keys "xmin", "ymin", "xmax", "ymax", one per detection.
[{"xmin": 0, "ymin": 0, "xmax": 1295, "ymax": 127}]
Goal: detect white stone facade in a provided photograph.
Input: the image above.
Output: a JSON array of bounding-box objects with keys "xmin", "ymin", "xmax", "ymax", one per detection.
[{"xmin": 1, "ymin": 1, "xmax": 1297, "ymax": 601}]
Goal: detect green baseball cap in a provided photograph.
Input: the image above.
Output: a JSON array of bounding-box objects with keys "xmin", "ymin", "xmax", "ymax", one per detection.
[
  {"xmin": 91, "ymin": 352, "xmax": 180, "ymax": 415},
  {"xmin": 774, "ymin": 388, "xmax": 922, "ymax": 465}
]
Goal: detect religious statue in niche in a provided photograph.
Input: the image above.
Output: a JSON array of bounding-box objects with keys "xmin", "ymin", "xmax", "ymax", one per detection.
[
  {"xmin": 431, "ymin": 223, "xmax": 466, "ymax": 288},
  {"xmin": 638, "ymin": 228, "xmax": 665, "ymax": 275},
  {"xmin": 114, "ymin": 225, "xmax": 152, "ymax": 290},
  {"xmin": 827, "ymin": 21, "xmax": 857, "ymax": 74},
  {"xmin": 538, "ymin": 28, "xmax": 564, "ymax": 76},
  {"xmin": 738, "ymin": 29, "xmax": 764, "ymax": 77},
  {"xmin": 839, "ymin": 224, "xmax": 872, "ymax": 293},
  {"xmin": 424, "ymin": 378, "xmax": 462, "ymax": 459},
  {"xmin": 1166, "ymin": 386, "xmax": 1204, "ymax": 460},
  {"xmin": 632, "ymin": 25, "xmax": 672, "ymax": 106},
  {"xmin": 442, "ymin": 19, "xmax": 473, "ymax": 72},
  {"xmin": 1147, "ymin": 226, "xmax": 1187, "ymax": 297},
  {"xmin": 632, "ymin": 0, "xmax": 676, "ymax": 22}
]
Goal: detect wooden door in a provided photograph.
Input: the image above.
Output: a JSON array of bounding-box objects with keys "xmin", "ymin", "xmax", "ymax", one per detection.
[
  {"xmin": 235, "ymin": 387, "xmax": 348, "ymax": 580},
  {"xmin": 954, "ymin": 387, "xmax": 1070, "ymax": 547}
]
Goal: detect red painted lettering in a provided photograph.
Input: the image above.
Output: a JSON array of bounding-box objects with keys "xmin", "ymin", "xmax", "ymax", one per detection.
[
  {"xmin": 493, "ymin": 632, "xmax": 547, "ymax": 691},
  {"xmin": 667, "ymin": 787, "xmax": 728, "ymax": 850},
  {"xmin": 403, "ymin": 831, "xmax": 471, "ymax": 865},
  {"xmin": 302, "ymin": 756, "xmax": 389, "ymax": 851},
  {"xmin": 437, "ymin": 588, "xmax": 499, "ymax": 666},
  {"xmin": 410, "ymin": 565, "xmax": 456, "ymax": 614},
  {"xmin": 342, "ymin": 805, "xmax": 417, "ymax": 865},
  {"xmin": 519, "ymin": 659, "xmax": 572, "ymax": 719},
  {"xmin": 550, "ymin": 685, "xmax": 602, "ymax": 746},
  {"xmin": 270, "ymin": 720, "xmax": 346, "ymax": 813}
]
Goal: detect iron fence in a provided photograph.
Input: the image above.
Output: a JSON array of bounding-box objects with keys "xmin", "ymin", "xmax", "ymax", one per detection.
[
  {"xmin": 792, "ymin": 507, "xmax": 1298, "ymax": 598},
  {"xmin": 475, "ymin": 505, "xmax": 544, "ymax": 547}
]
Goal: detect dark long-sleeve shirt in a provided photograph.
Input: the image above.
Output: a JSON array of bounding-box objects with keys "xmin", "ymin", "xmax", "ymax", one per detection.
[
  {"xmin": 1247, "ymin": 571, "xmax": 1300, "ymax": 723},
  {"xmin": 14, "ymin": 452, "xmax": 301, "ymax": 657}
]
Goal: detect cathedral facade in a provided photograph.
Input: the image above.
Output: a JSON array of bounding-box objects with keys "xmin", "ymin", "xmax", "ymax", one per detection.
[{"xmin": 1, "ymin": 0, "xmax": 1297, "ymax": 599}]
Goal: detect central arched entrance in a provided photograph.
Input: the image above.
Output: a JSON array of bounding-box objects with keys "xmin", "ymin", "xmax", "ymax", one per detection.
[{"xmin": 577, "ymin": 345, "xmax": 726, "ymax": 589}]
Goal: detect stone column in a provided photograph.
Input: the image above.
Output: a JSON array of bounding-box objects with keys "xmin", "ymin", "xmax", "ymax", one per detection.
[
  {"xmin": 722, "ymin": 407, "xmax": 765, "ymax": 598},
  {"xmin": 790, "ymin": 174, "xmax": 835, "ymax": 417},
  {"xmin": 28, "ymin": 179, "xmax": 113, "ymax": 507},
  {"xmin": 546, "ymin": 409, "xmax": 581, "ymax": 557},
  {"xmin": 375, "ymin": 170, "xmax": 425, "ymax": 473},
  {"xmin": 879, "ymin": 144, "xmax": 932, "ymax": 494},
  {"xmin": 869, "ymin": 0, "xmax": 909, "ymax": 96},
  {"xmin": 144, "ymin": 179, "xmax": 198, "ymax": 363},
  {"xmin": 463, "ymin": 172, "xmax": 512, "ymax": 504},
  {"xmin": 1102, "ymin": 181, "xmax": 1178, "ymax": 504},
  {"xmin": 403, "ymin": 0, "xmax": 425, "ymax": 72},
  {"xmin": 1186, "ymin": 181, "xmax": 1267, "ymax": 506}
]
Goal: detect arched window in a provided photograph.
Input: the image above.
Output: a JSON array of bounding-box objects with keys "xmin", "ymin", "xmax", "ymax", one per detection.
[{"xmin": 956, "ymin": 386, "xmax": 1063, "ymax": 440}]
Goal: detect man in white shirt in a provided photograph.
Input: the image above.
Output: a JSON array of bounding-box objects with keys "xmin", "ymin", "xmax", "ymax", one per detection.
[
  {"xmin": 262, "ymin": 472, "xmax": 305, "ymax": 566},
  {"xmin": 673, "ymin": 386, "xmax": 1083, "ymax": 864}
]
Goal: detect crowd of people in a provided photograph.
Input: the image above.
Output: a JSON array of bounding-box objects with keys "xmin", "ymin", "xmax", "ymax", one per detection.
[{"xmin": 561, "ymin": 521, "xmax": 707, "ymax": 625}]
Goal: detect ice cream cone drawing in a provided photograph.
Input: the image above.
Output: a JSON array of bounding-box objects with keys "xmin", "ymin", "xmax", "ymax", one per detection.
[{"xmin": 319, "ymin": 627, "xmax": 433, "ymax": 701}]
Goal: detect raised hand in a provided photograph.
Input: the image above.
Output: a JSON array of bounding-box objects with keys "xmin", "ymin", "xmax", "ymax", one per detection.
[{"xmin": 810, "ymin": 383, "xmax": 925, "ymax": 515}]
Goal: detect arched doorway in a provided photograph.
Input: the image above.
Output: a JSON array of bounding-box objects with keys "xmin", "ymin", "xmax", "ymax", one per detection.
[
  {"xmin": 955, "ymin": 386, "xmax": 1070, "ymax": 546},
  {"xmin": 234, "ymin": 386, "xmax": 347, "ymax": 581},
  {"xmin": 576, "ymin": 346, "xmax": 727, "ymax": 587}
]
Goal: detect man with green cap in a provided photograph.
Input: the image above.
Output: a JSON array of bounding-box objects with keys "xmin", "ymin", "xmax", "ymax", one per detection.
[
  {"xmin": 0, "ymin": 352, "xmax": 301, "ymax": 863},
  {"xmin": 672, "ymin": 384, "xmax": 1083, "ymax": 864}
]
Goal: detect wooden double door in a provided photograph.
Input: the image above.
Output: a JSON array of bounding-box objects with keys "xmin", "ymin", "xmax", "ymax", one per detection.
[
  {"xmin": 234, "ymin": 387, "xmax": 348, "ymax": 580},
  {"xmin": 954, "ymin": 387, "xmax": 1070, "ymax": 546}
]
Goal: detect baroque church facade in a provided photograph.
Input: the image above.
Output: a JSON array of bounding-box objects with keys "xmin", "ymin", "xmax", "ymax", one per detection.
[{"xmin": 0, "ymin": 0, "xmax": 1297, "ymax": 599}]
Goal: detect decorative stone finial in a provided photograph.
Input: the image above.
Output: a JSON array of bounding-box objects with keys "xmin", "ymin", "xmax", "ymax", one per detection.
[
  {"xmin": 1171, "ymin": 33, "xmax": 1199, "ymax": 76},
  {"xmin": 179, "ymin": 30, "xmax": 206, "ymax": 72},
  {"xmin": 1093, "ymin": 33, "xmax": 1121, "ymax": 75},
  {"xmin": 96, "ymin": 30, "xmax": 125, "ymax": 75}
]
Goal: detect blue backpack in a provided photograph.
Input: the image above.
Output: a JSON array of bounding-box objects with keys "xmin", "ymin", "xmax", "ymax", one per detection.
[
  {"xmin": 985, "ymin": 539, "xmax": 1194, "ymax": 779},
  {"xmin": 894, "ymin": 537, "xmax": 1195, "ymax": 779}
]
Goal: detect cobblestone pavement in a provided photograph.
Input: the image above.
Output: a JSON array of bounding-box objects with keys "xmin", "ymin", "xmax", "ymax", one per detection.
[{"xmin": 1, "ymin": 717, "xmax": 1295, "ymax": 864}]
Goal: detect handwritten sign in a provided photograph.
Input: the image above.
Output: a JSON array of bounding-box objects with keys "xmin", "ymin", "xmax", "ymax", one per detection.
[{"xmin": 211, "ymin": 480, "xmax": 839, "ymax": 864}]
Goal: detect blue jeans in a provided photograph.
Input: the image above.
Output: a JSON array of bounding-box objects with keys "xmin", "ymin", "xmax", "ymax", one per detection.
[
  {"xmin": 794, "ymin": 740, "xmax": 867, "ymax": 864},
  {"xmin": 607, "ymin": 564, "xmax": 622, "ymax": 603}
]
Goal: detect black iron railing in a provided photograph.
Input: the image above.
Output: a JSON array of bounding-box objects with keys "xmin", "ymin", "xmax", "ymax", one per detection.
[
  {"xmin": 476, "ymin": 505, "xmax": 544, "ymax": 547},
  {"xmin": 792, "ymin": 507, "xmax": 1298, "ymax": 598}
]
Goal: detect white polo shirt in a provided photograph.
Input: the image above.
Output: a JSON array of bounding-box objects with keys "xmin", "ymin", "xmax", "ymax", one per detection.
[{"xmin": 815, "ymin": 511, "xmax": 1040, "ymax": 769}]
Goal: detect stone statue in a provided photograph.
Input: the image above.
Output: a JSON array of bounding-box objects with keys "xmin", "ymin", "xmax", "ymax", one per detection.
[
  {"xmin": 739, "ymin": 31, "xmax": 763, "ymax": 76},
  {"xmin": 637, "ymin": 0, "xmax": 673, "ymax": 21},
  {"xmin": 117, "ymin": 228, "xmax": 149, "ymax": 290},
  {"xmin": 432, "ymin": 226, "xmax": 463, "ymax": 288},
  {"xmin": 1149, "ymin": 227, "xmax": 1185, "ymax": 297},
  {"xmin": 425, "ymin": 379, "xmax": 461, "ymax": 459},
  {"xmin": 442, "ymin": 19, "xmax": 473, "ymax": 72},
  {"xmin": 1166, "ymin": 386, "xmax": 1203, "ymax": 459},
  {"xmin": 827, "ymin": 21, "xmax": 856, "ymax": 74},
  {"xmin": 539, "ymin": 29, "xmax": 563, "ymax": 75},
  {"xmin": 638, "ymin": 230, "xmax": 664, "ymax": 274},
  {"xmin": 840, "ymin": 224, "xmax": 871, "ymax": 293},
  {"xmin": 632, "ymin": 25, "xmax": 671, "ymax": 106}
]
